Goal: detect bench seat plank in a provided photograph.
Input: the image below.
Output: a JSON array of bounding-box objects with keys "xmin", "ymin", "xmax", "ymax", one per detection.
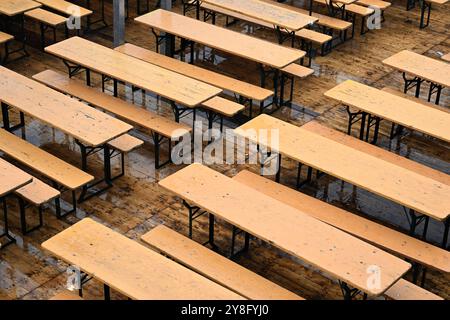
[
  {"xmin": 24, "ymin": 8, "xmax": 67, "ymax": 26},
  {"xmin": 314, "ymin": 0, "xmax": 375, "ymax": 16},
  {"xmin": 142, "ymin": 225, "xmax": 304, "ymax": 300},
  {"xmin": 115, "ymin": 43, "xmax": 273, "ymax": 102},
  {"xmin": 32, "ymin": 70, "xmax": 192, "ymax": 139},
  {"xmin": 15, "ymin": 178, "xmax": 60, "ymax": 205},
  {"xmin": 202, "ymin": 96, "xmax": 245, "ymax": 117},
  {"xmin": 281, "ymin": 64, "xmax": 314, "ymax": 78},
  {"xmin": 0, "ymin": 129, "xmax": 94, "ymax": 190},
  {"xmin": 384, "ymin": 279, "xmax": 443, "ymax": 300},
  {"xmin": 159, "ymin": 163, "xmax": 411, "ymax": 296},
  {"xmin": 42, "ymin": 218, "xmax": 245, "ymax": 300},
  {"xmin": 0, "ymin": 31, "xmax": 14, "ymax": 44},
  {"xmin": 233, "ymin": 170, "xmax": 450, "ymax": 272},
  {"xmin": 441, "ymin": 53, "xmax": 450, "ymax": 62},
  {"xmin": 107, "ymin": 134, "xmax": 144, "ymax": 153}
]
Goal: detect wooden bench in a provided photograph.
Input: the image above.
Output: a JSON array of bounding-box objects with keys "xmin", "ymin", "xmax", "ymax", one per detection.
[
  {"xmin": 384, "ymin": 279, "xmax": 443, "ymax": 300},
  {"xmin": 232, "ymin": 170, "xmax": 450, "ymax": 286},
  {"xmin": 33, "ymin": 69, "xmax": 192, "ymax": 169},
  {"xmin": 106, "ymin": 134, "xmax": 144, "ymax": 179},
  {"xmin": 14, "ymin": 177, "xmax": 60, "ymax": 234},
  {"xmin": 141, "ymin": 225, "xmax": 304, "ymax": 300},
  {"xmin": 314, "ymin": 0, "xmax": 375, "ymax": 36},
  {"xmin": 24, "ymin": 8, "xmax": 68, "ymax": 49},
  {"xmin": 50, "ymin": 291, "xmax": 84, "ymax": 300},
  {"xmin": 199, "ymin": 1, "xmax": 332, "ymax": 63},
  {"xmin": 0, "ymin": 31, "xmax": 14, "ymax": 64},
  {"xmin": 115, "ymin": 43, "xmax": 273, "ymax": 119},
  {"xmin": 0, "ymin": 128, "xmax": 94, "ymax": 217}
]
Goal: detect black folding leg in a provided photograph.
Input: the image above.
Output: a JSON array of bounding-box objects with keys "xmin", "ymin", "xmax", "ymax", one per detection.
[
  {"xmin": 18, "ymin": 197, "xmax": 44, "ymax": 235},
  {"xmin": 0, "ymin": 196, "xmax": 15, "ymax": 249}
]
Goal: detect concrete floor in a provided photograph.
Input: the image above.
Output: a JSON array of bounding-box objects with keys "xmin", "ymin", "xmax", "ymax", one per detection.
[{"xmin": 0, "ymin": 0, "xmax": 449, "ymax": 300}]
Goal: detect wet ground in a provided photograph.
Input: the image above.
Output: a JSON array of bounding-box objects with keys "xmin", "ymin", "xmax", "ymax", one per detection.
[{"xmin": 0, "ymin": 0, "xmax": 449, "ymax": 300}]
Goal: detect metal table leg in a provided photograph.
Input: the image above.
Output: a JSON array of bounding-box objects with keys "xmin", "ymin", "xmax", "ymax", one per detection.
[{"xmin": 0, "ymin": 196, "xmax": 16, "ymax": 249}]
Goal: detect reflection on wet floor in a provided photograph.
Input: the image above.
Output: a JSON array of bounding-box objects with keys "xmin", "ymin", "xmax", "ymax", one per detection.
[{"xmin": 0, "ymin": 0, "xmax": 449, "ymax": 300}]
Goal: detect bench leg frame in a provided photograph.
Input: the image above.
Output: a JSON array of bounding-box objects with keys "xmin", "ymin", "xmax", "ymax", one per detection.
[
  {"xmin": 229, "ymin": 226, "xmax": 250, "ymax": 259},
  {"xmin": 53, "ymin": 186, "xmax": 76, "ymax": 218},
  {"xmin": 183, "ymin": 200, "xmax": 218, "ymax": 250},
  {"xmin": 339, "ymin": 281, "xmax": 367, "ymax": 300},
  {"xmin": 85, "ymin": 0, "xmax": 108, "ymax": 32},
  {"xmin": 427, "ymin": 82, "xmax": 442, "ymax": 105},
  {"xmin": 419, "ymin": 0, "xmax": 432, "ymax": 29},
  {"xmin": 17, "ymin": 196, "xmax": 44, "ymax": 235},
  {"xmin": 76, "ymin": 141, "xmax": 113, "ymax": 203},
  {"xmin": 1, "ymin": 102, "xmax": 26, "ymax": 132},
  {"xmin": 0, "ymin": 196, "xmax": 16, "ymax": 249}
]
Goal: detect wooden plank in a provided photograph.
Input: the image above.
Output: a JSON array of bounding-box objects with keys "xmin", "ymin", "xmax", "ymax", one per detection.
[
  {"xmin": 115, "ymin": 43, "xmax": 273, "ymax": 102},
  {"xmin": 159, "ymin": 163, "xmax": 411, "ymax": 296},
  {"xmin": 15, "ymin": 178, "xmax": 60, "ymax": 205},
  {"xmin": 324, "ymin": 80, "xmax": 450, "ymax": 143},
  {"xmin": 135, "ymin": 9, "xmax": 305, "ymax": 69},
  {"xmin": 356, "ymin": 0, "xmax": 392, "ymax": 10},
  {"xmin": 234, "ymin": 115, "xmax": 450, "ymax": 221},
  {"xmin": 384, "ymin": 279, "xmax": 443, "ymax": 300},
  {"xmin": 0, "ymin": 158, "xmax": 32, "ymax": 197},
  {"xmin": 142, "ymin": 225, "xmax": 304, "ymax": 300},
  {"xmin": 45, "ymin": 37, "xmax": 222, "ymax": 108},
  {"xmin": 35, "ymin": 0, "xmax": 92, "ymax": 18},
  {"xmin": 24, "ymin": 8, "xmax": 67, "ymax": 26},
  {"xmin": 0, "ymin": 128, "xmax": 94, "ymax": 190},
  {"xmin": 42, "ymin": 218, "xmax": 245, "ymax": 300},
  {"xmin": 442, "ymin": 53, "xmax": 450, "ymax": 62},
  {"xmin": 383, "ymin": 50, "xmax": 450, "ymax": 88},
  {"xmin": 0, "ymin": 32, "xmax": 14, "ymax": 44},
  {"xmin": 0, "ymin": 66, "xmax": 132, "ymax": 147},
  {"xmin": 202, "ymin": 0, "xmax": 317, "ymax": 31},
  {"xmin": 233, "ymin": 170, "xmax": 450, "ymax": 273},
  {"xmin": 0, "ymin": 0, "xmax": 41, "ymax": 16}
]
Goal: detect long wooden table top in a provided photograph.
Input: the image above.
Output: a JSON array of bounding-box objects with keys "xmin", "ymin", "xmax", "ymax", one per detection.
[
  {"xmin": 159, "ymin": 163, "xmax": 411, "ymax": 296},
  {"xmin": 324, "ymin": 80, "xmax": 450, "ymax": 143},
  {"xmin": 202, "ymin": 0, "xmax": 318, "ymax": 31},
  {"xmin": 45, "ymin": 37, "xmax": 222, "ymax": 107},
  {"xmin": 0, "ymin": 158, "xmax": 32, "ymax": 197},
  {"xmin": 383, "ymin": 50, "xmax": 450, "ymax": 88},
  {"xmin": 35, "ymin": 0, "xmax": 92, "ymax": 18},
  {"xmin": 0, "ymin": 0, "xmax": 41, "ymax": 16},
  {"xmin": 442, "ymin": 53, "xmax": 450, "ymax": 62},
  {"xmin": 135, "ymin": 9, "xmax": 305, "ymax": 69},
  {"xmin": 0, "ymin": 66, "xmax": 132, "ymax": 147},
  {"xmin": 234, "ymin": 115, "xmax": 450, "ymax": 221},
  {"xmin": 42, "ymin": 218, "xmax": 245, "ymax": 300}
]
